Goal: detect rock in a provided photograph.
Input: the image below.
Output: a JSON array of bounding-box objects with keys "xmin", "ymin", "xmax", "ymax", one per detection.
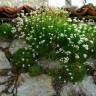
[
  {"xmin": 38, "ymin": 58, "xmax": 62, "ymax": 69},
  {"xmin": 0, "ymin": 50, "xmax": 11, "ymax": 95},
  {"xmin": 0, "ymin": 50, "xmax": 11, "ymax": 69},
  {"xmin": 85, "ymin": 58, "xmax": 96, "ymax": 68},
  {"xmin": 17, "ymin": 74, "xmax": 55, "ymax": 96},
  {"xmin": 85, "ymin": 58, "xmax": 96, "ymax": 83},
  {"xmin": 81, "ymin": 76, "xmax": 96, "ymax": 96},
  {"xmin": 0, "ymin": 41, "xmax": 10, "ymax": 49},
  {"xmin": 61, "ymin": 76, "xmax": 96, "ymax": 96},
  {"xmin": 9, "ymin": 39, "xmax": 30, "ymax": 54}
]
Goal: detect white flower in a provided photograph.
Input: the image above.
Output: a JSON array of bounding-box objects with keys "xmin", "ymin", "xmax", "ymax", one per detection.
[
  {"xmin": 84, "ymin": 38, "xmax": 88, "ymax": 41},
  {"xmin": 78, "ymin": 66, "xmax": 82, "ymax": 69},
  {"xmin": 82, "ymin": 44, "xmax": 89, "ymax": 50},
  {"xmin": 42, "ymin": 27, "xmax": 45, "ymax": 30},
  {"xmin": 91, "ymin": 49, "xmax": 94, "ymax": 52},
  {"xmin": 60, "ymin": 33, "xmax": 64, "ymax": 37},
  {"xmin": 4, "ymin": 31, "xmax": 6, "ymax": 34},
  {"xmin": 50, "ymin": 37, "xmax": 53, "ymax": 40},
  {"xmin": 34, "ymin": 38, "xmax": 37, "ymax": 40},
  {"xmin": 83, "ymin": 54, "xmax": 87, "ymax": 58},
  {"xmin": 59, "ymin": 76, "xmax": 61, "ymax": 79},
  {"xmin": 65, "ymin": 65, "xmax": 68, "ymax": 68},
  {"xmin": 78, "ymin": 40, "xmax": 83, "ymax": 44},
  {"xmin": 64, "ymin": 80, "xmax": 66, "ymax": 83},
  {"xmin": 32, "ymin": 49, "xmax": 35, "ymax": 52},
  {"xmin": 65, "ymin": 51, "xmax": 71, "ymax": 55},
  {"xmin": 33, "ymin": 53, "xmax": 35, "ymax": 58},
  {"xmin": 67, "ymin": 18, "xmax": 72, "ymax": 22},
  {"xmin": 11, "ymin": 27, "xmax": 16, "ymax": 33},
  {"xmin": 56, "ymin": 50, "xmax": 59, "ymax": 54},
  {"xmin": 71, "ymin": 76, "xmax": 74, "ymax": 80},
  {"xmin": 59, "ymin": 48, "xmax": 63, "ymax": 52},
  {"xmin": 25, "ymin": 47, "xmax": 28, "ymax": 50},
  {"xmin": 22, "ymin": 64, "xmax": 25, "ymax": 68},
  {"xmin": 21, "ymin": 13, "xmax": 25, "ymax": 17},
  {"xmin": 36, "ymin": 53, "xmax": 38, "ymax": 56},
  {"xmin": 74, "ymin": 45, "xmax": 79, "ymax": 50},
  {"xmin": 57, "ymin": 44, "xmax": 60, "ymax": 47},
  {"xmin": 66, "ymin": 68, "xmax": 69, "ymax": 71},
  {"xmin": 36, "ymin": 45, "xmax": 39, "ymax": 48},
  {"xmin": 69, "ymin": 72, "xmax": 72, "ymax": 75},
  {"xmin": 59, "ymin": 58, "xmax": 64, "ymax": 62},
  {"xmin": 75, "ymin": 54, "xmax": 79, "ymax": 59},
  {"xmin": 39, "ymin": 36, "xmax": 42, "ymax": 38},
  {"xmin": 70, "ymin": 34, "xmax": 74, "ymax": 39},
  {"xmin": 64, "ymin": 57, "xmax": 69, "ymax": 63},
  {"xmin": 90, "ymin": 40, "xmax": 93, "ymax": 44},
  {"xmin": 18, "ymin": 27, "xmax": 22, "ymax": 31},
  {"xmin": 73, "ymin": 18, "xmax": 78, "ymax": 22},
  {"xmin": 39, "ymin": 40, "xmax": 45, "ymax": 44},
  {"xmin": 49, "ymin": 17, "xmax": 52, "ymax": 21},
  {"xmin": 32, "ymin": 43, "xmax": 35, "ymax": 45},
  {"xmin": 22, "ymin": 52, "xmax": 25, "ymax": 54},
  {"xmin": 68, "ymin": 38, "xmax": 71, "ymax": 41},
  {"xmin": 22, "ymin": 58, "xmax": 25, "ymax": 61}
]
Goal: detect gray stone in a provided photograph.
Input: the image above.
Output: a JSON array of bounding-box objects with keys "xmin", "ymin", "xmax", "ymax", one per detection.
[
  {"xmin": 61, "ymin": 76, "xmax": 96, "ymax": 96},
  {"xmin": 0, "ymin": 50, "xmax": 11, "ymax": 69},
  {"xmin": 17, "ymin": 74, "xmax": 55, "ymax": 96},
  {"xmin": 38, "ymin": 58, "xmax": 62, "ymax": 69},
  {"xmin": 9, "ymin": 39, "xmax": 30, "ymax": 54},
  {"xmin": 85, "ymin": 58, "xmax": 96, "ymax": 68},
  {"xmin": 81, "ymin": 76, "xmax": 96, "ymax": 96},
  {"xmin": 0, "ymin": 41, "xmax": 10, "ymax": 49}
]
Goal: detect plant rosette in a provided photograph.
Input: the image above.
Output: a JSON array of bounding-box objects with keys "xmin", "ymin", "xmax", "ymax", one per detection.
[{"xmin": 0, "ymin": 23, "xmax": 13, "ymax": 41}]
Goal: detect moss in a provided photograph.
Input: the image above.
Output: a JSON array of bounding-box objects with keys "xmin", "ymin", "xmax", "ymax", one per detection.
[
  {"xmin": 0, "ymin": 23, "xmax": 13, "ymax": 40},
  {"xmin": 48, "ymin": 68, "xmax": 60, "ymax": 79},
  {"xmin": 48, "ymin": 62, "xmax": 86, "ymax": 83},
  {"xmin": 61, "ymin": 62, "xmax": 86, "ymax": 83},
  {"xmin": 29, "ymin": 64, "xmax": 42, "ymax": 77},
  {"xmin": 10, "ymin": 48, "xmax": 36, "ymax": 71}
]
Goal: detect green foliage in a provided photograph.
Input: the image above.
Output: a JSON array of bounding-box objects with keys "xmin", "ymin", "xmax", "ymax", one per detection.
[
  {"xmin": 48, "ymin": 62, "xmax": 86, "ymax": 83},
  {"xmin": 4, "ymin": 9, "xmax": 96, "ymax": 83},
  {"xmin": 29, "ymin": 64, "xmax": 42, "ymax": 77},
  {"xmin": 10, "ymin": 48, "xmax": 37, "ymax": 71},
  {"xmin": 0, "ymin": 23, "xmax": 13, "ymax": 40},
  {"xmin": 61, "ymin": 62, "xmax": 86, "ymax": 83}
]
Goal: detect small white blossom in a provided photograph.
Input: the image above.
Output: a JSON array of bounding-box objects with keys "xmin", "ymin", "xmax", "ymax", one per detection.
[
  {"xmin": 33, "ymin": 53, "xmax": 35, "ymax": 58},
  {"xmin": 69, "ymin": 72, "xmax": 72, "ymax": 75},
  {"xmin": 83, "ymin": 54, "xmax": 87, "ymax": 58},
  {"xmin": 60, "ymin": 33, "xmax": 64, "ymax": 37},
  {"xmin": 64, "ymin": 57, "xmax": 69, "ymax": 63},
  {"xmin": 75, "ymin": 54, "xmax": 79, "ymax": 59},
  {"xmin": 67, "ymin": 18, "xmax": 72, "ymax": 22},
  {"xmin": 82, "ymin": 44, "xmax": 89, "ymax": 50},
  {"xmin": 22, "ymin": 58, "xmax": 25, "ymax": 61},
  {"xmin": 22, "ymin": 64, "xmax": 25, "ymax": 68},
  {"xmin": 66, "ymin": 68, "xmax": 69, "ymax": 71},
  {"xmin": 71, "ymin": 76, "xmax": 74, "ymax": 80}
]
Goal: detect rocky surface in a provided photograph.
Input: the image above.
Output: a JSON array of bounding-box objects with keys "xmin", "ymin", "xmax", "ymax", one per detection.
[
  {"xmin": 0, "ymin": 50, "xmax": 11, "ymax": 69},
  {"xmin": 9, "ymin": 39, "xmax": 30, "ymax": 54},
  {"xmin": 86, "ymin": 58, "xmax": 96, "ymax": 68},
  {"xmin": 17, "ymin": 74, "xmax": 55, "ymax": 96},
  {"xmin": 38, "ymin": 58, "xmax": 62, "ymax": 69},
  {"xmin": 0, "ymin": 41, "xmax": 10, "ymax": 49},
  {"xmin": 61, "ymin": 76, "xmax": 96, "ymax": 96}
]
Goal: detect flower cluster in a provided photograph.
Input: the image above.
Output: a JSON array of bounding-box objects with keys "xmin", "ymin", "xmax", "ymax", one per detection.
[{"xmin": 9, "ymin": 9, "xmax": 96, "ymax": 83}]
